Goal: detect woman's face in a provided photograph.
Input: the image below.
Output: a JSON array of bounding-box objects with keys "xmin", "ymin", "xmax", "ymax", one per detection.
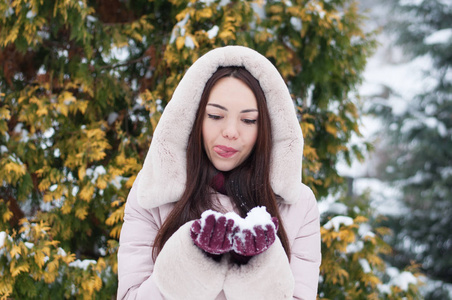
[{"xmin": 202, "ymin": 77, "xmax": 259, "ymax": 172}]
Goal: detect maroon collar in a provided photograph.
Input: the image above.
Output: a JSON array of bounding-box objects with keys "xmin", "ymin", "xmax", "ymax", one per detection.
[{"xmin": 211, "ymin": 172, "xmax": 227, "ymax": 195}]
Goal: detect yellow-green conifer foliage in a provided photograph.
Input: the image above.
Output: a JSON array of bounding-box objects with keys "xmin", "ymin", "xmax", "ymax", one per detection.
[
  {"xmin": 319, "ymin": 194, "xmax": 422, "ymax": 299},
  {"xmin": 0, "ymin": 0, "xmax": 421, "ymax": 298}
]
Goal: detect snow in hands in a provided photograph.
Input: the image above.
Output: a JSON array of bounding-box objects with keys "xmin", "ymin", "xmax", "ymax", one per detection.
[{"xmin": 190, "ymin": 207, "xmax": 278, "ymax": 257}]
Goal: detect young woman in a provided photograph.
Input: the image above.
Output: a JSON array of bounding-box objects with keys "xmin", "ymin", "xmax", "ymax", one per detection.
[{"xmin": 117, "ymin": 46, "xmax": 321, "ymax": 300}]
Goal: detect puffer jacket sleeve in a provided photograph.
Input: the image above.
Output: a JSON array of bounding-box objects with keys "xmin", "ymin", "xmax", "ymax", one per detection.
[
  {"xmin": 117, "ymin": 174, "xmax": 165, "ymax": 299},
  {"xmin": 288, "ymin": 184, "xmax": 322, "ymax": 300},
  {"xmin": 117, "ymin": 175, "xmax": 229, "ymax": 300}
]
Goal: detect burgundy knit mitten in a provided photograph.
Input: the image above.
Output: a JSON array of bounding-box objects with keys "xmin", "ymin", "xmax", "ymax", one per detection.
[
  {"xmin": 232, "ymin": 207, "xmax": 278, "ymax": 257},
  {"xmin": 190, "ymin": 210, "xmax": 238, "ymax": 255}
]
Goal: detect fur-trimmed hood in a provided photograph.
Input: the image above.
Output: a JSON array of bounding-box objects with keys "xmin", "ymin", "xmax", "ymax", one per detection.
[{"xmin": 137, "ymin": 46, "xmax": 304, "ymax": 209}]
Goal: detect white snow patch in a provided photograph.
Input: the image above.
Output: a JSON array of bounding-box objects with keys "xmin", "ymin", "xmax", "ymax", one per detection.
[
  {"xmin": 251, "ymin": 2, "xmax": 266, "ymax": 18},
  {"xmin": 170, "ymin": 13, "xmax": 190, "ymax": 44},
  {"xmin": 86, "ymin": 15, "xmax": 97, "ymax": 25},
  {"xmin": 359, "ymin": 258, "xmax": 372, "ymax": 273},
  {"xmin": 37, "ymin": 66, "xmax": 46, "ymax": 75},
  {"xmin": 378, "ymin": 283, "xmax": 391, "ymax": 294},
  {"xmin": 318, "ymin": 193, "xmax": 342, "ymax": 215},
  {"xmin": 110, "ymin": 46, "xmax": 130, "ymax": 61},
  {"xmin": 207, "ymin": 25, "xmax": 219, "ymax": 39},
  {"xmin": 325, "ymin": 202, "xmax": 348, "ymax": 215},
  {"xmin": 424, "ymin": 28, "xmax": 452, "ymax": 45},
  {"xmin": 58, "ymin": 50, "xmax": 69, "ymax": 58},
  {"xmin": 219, "ymin": 0, "xmax": 231, "ymax": 7},
  {"xmin": 405, "ymin": 171, "xmax": 427, "ymax": 185},
  {"xmin": 69, "ymin": 259, "xmax": 97, "ymax": 270},
  {"xmin": 358, "ymin": 223, "xmax": 374, "ymax": 238},
  {"xmin": 26, "ymin": 10, "xmax": 36, "ymax": 19},
  {"xmin": 199, "ymin": 210, "xmax": 225, "ymax": 226},
  {"xmin": 86, "ymin": 166, "xmax": 106, "ymax": 183},
  {"xmin": 401, "ymin": 118, "xmax": 421, "ymax": 133},
  {"xmin": 111, "ymin": 175, "xmax": 126, "ymax": 189},
  {"xmin": 354, "ymin": 178, "xmax": 406, "ymax": 216},
  {"xmin": 199, "ymin": 206, "xmax": 275, "ymax": 236},
  {"xmin": 383, "ymin": 266, "xmax": 418, "ymax": 291},
  {"xmin": 4, "ymin": 7, "xmax": 14, "ymax": 17},
  {"xmin": 393, "ymin": 271, "xmax": 418, "ymax": 291},
  {"xmin": 399, "ymin": 0, "xmax": 424, "ymax": 6},
  {"xmin": 290, "ymin": 17, "xmax": 302, "ymax": 31},
  {"xmin": 363, "ymin": 53, "xmax": 434, "ymax": 103},
  {"xmin": 347, "ymin": 240, "xmax": 364, "ymax": 253},
  {"xmin": 94, "ymin": 166, "xmax": 106, "ymax": 179},
  {"xmin": 57, "ymin": 247, "xmax": 67, "ymax": 257},
  {"xmin": 98, "ymin": 247, "xmax": 107, "ymax": 256},
  {"xmin": 13, "ymin": 123, "xmax": 23, "ymax": 133},
  {"xmin": 364, "ymin": 231, "xmax": 375, "ymax": 238},
  {"xmin": 108, "ymin": 112, "xmax": 119, "ymax": 125},
  {"xmin": 13, "ymin": 123, "xmax": 30, "ymax": 143},
  {"xmin": 185, "ymin": 36, "xmax": 195, "ymax": 49},
  {"xmin": 323, "ymin": 216, "xmax": 354, "ymax": 231},
  {"xmin": 72, "ymin": 186, "xmax": 79, "ymax": 197},
  {"xmin": 40, "ymin": 201, "xmax": 52, "ymax": 212},
  {"xmin": 424, "ymin": 117, "xmax": 439, "ymax": 129},
  {"xmin": 43, "ymin": 127, "xmax": 55, "ymax": 139},
  {"xmin": 437, "ymin": 122, "xmax": 448, "ymax": 137},
  {"xmin": 419, "ymin": 276, "xmax": 452, "ymax": 299},
  {"xmin": 440, "ymin": 167, "xmax": 452, "ymax": 179},
  {"xmin": 0, "ymin": 232, "xmax": 7, "ymax": 248},
  {"xmin": 36, "ymin": 30, "xmax": 49, "ymax": 40},
  {"xmin": 242, "ymin": 206, "xmax": 274, "ymax": 229}
]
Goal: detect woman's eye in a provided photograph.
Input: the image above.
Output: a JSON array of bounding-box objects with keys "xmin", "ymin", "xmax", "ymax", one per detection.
[
  {"xmin": 207, "ymin": 114, "xmax": 222, "ymax": 120},
  {"xmin": 243, "ymin": 119, "xmax": 257, "ymax": 125}
]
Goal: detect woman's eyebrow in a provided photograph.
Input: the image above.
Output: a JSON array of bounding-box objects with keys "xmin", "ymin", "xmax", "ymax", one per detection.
[
  {"xmin": 207, "ymin": 103, "xmax": 258, "ymax": 113},
  {"xmin": 207, "ymin": 103, "xmax": 227, "ymax": 111},
  {"xmin": 241, "ymin": 109, "xmax": 258, "ymax": 113}
]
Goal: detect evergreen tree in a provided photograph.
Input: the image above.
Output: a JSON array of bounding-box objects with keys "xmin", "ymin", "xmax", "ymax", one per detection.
[
  {"xmin": 0, "ymin": 0, "xmax": 420, "ymax": 298},
  {"xmin": 319, "ymin": 192, "xmax": 422, "ymax": 299},
  {"xmin": 372, "ymin": 0, "xmax": 452, "ymax": 288}
]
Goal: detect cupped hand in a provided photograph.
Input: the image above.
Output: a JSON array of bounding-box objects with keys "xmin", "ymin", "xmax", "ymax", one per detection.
[
  {"xmin": 190, "ymin": 211, "xmax": 238, "ymax": 255},
  {"xmin": 232, "ymin": 216, "xmax": 278, "ymax": 257}
]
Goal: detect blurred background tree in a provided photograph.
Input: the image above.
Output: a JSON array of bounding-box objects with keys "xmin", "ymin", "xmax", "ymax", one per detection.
[
  {"xmin": 370, "ymin": 0, "xmax": 452, "ymax": 298},
  {"xmin": 0, "ymin": 0, "xmax": 421, "ymax": 298}
]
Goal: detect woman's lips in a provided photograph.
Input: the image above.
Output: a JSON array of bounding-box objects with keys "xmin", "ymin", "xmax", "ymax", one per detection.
[{"xmin": 213, "ymin": 145, "xmax": 238, "ymax": 158}]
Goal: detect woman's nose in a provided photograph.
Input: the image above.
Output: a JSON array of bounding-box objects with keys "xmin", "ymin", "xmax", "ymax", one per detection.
[{"xmin": 222, "ymin": 121, "xmax": 238, "ymax": 140}]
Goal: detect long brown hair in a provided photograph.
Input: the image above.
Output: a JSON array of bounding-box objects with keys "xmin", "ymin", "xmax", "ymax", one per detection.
[{"xmin": 152, "ymin": 67, "xmax": 291, "ymax": 260}]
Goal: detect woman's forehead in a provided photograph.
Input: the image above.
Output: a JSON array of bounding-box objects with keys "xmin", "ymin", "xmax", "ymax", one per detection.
[{"xmin": 207, "ymin": 77, "xmax": 258, "ymax": 109}]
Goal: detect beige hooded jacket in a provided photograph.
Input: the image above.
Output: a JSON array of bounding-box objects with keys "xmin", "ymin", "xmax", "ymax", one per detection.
[{"xmin": 117, "ymin": 46, "xmax": 321, "ymax": 300}]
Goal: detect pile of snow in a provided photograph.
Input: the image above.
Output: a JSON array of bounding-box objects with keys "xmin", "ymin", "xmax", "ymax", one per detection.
[{"xmin": 200, "ymin": 206, "xmax": 275, "ymax": 233}]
